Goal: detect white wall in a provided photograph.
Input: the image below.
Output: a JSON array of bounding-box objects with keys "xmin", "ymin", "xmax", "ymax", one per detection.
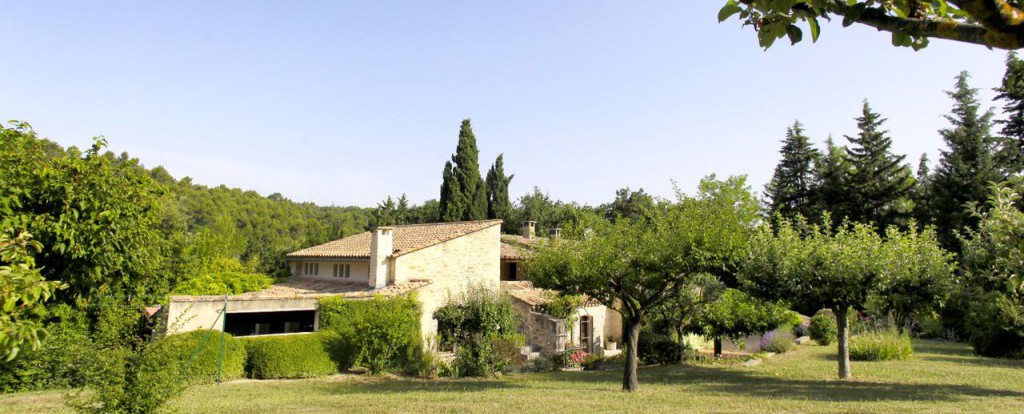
[{"xmin": 290, "ymin": 260, "xmax": 370, "ymax": 283}]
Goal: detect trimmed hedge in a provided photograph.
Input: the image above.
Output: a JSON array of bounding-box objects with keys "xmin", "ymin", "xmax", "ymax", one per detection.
[
  {"xmin": 159, "ymin": 329, "xmax": 246, "ymax": 384},
  {"xmin": 318, "ymin": 294, "xmax": 423, "ymax": 374},
  {"xmin": 242, "ymin": 333, "xmax": 336, "ymax": 379}
]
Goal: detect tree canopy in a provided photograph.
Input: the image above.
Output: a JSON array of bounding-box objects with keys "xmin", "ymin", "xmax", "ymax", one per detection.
[{"xmin": 720, "ymin": 0, "xmax": 1024, "ymax": 50}]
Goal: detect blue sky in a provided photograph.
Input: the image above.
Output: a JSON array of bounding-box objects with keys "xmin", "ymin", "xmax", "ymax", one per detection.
[{"xmin": 0, "ymin": 1, "xmax": 1010, "ymax": 207}]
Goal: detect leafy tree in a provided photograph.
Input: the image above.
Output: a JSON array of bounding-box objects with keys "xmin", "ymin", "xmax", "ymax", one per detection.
[
  {"xmin": 719, "ymin": 1, "xmax": 1024, "ymax": 50},
  {"xmin": 374, "ymin": 196, "xmax": 399, "ymax": 227},
  {"xmin": 689, "ymin": 289, "xmax": 796, "ymax": 357},
  {"xmin": 600, "ymin": 187, "xmax": 657, "ymax": 223},
  {"xmin": 842, "ymin": 102, "xmax": 916, "ymax": 230},
  {"xmin": 649, "ymin": 273, "xmax": 724, "ymax": 362},
  {"xmin": 740, "ymin": 219, "xmax": 952, "ymax": 379},
  {"xmin": 485, "ymin": 154, "xmax": 515, "ymax": 230},
  {"xmin": 870, "ymin": 226, "xmax": 957, "ymax": 333},
  {"xmin": 0, "ymin": 232, "xmax": 63, "ymax": 362},
  {"xmin": 528, "ymin": 176, "xmax": 757, "ymax": 391},
  {"xmin": 765, "ymin": 121, "xmax": 822, "ymax": 223},
  {"xmin": 508, "ymin": 187, "xmax": 593, "ymax": 236},
  {"xmin": 995, "ymin": 52, "xmax": 1024, "ymax": 174},
  {"xmin": 929, "ymin": 71, "xmax": 1002, "ymax": 250},
  {"xmin": 439, "ymin": 119, "xmax": 488, "ymax": 222},
  {"xmin": 0, "ymin": 123, "xmax": 168, "ymax": 301}
]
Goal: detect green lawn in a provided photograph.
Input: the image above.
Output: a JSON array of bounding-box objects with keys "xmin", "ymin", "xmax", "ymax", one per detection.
[{"xmin": 3, "ymin": 340, "xmax": 1024, "ymax": 414}]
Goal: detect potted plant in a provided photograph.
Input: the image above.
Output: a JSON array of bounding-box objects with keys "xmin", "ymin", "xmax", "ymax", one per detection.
[{"xmin": 606, "ymin": 336, "xmax": 618, "ymax": 351}]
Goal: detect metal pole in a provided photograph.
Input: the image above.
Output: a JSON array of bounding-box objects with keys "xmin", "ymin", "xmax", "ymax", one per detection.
[{"xmin": 217, "ymin": 294, "xmax": 227, "ymax": 383}]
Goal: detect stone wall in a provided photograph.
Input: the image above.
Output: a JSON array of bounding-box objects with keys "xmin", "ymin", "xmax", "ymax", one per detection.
[{"xmin": 392, "ymin": 224, "xmax": 501, "ymax": 341}]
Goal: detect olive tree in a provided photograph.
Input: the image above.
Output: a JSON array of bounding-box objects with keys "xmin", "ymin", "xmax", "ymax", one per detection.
[
  {"xmin": 527, "ymin": 175, "xmax": 757, "ymax": 392},
  {"xmin": 720, "ymin": 0, "xmax": 1024, "ymax": 50},
  {"xmin": 740, "ymin": 219, "xmax": 952, "ymax": 379}
]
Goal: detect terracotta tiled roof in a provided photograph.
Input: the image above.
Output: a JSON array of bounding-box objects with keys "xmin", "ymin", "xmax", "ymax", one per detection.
[
  {"xmin": 503, "ymin": 281, "xmax": 602, "ymax": 310},
  {"xmin": 500, "ymin": 234, "xmax": 549, "ymax": 260},
  {"xmin": 169, "ymin": 277, "xmax": 430, "ymax": 301},
  {"xmin": 287, "ymin": 220, "xmax": 502, "ymax": 259},
  {"xmin": 501, "ymin": 242, "xmax": 526, "ymax": 260}
]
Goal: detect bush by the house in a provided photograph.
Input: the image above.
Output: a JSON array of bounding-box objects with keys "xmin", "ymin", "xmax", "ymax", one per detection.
[
  {"xmin": 317, "ymin": 294, "xmax": 423, "ymax": 374},
  {"xmin": 759, "ymin": 331, "xmax": 793, "ymax": 353},
  {"xmin": 0, "ymin": 305, "xmax": 92, "ymax": 393},
  {"xmin": 172, "ymin": 270, "xmax": 273, "ymax": 296},
  {"xmin": 849, "ymin": 329, "xmax": 913, "ymax": 361},
  {"xmin": 433, "ymin": 284, "xmax": 523, "ymax": 377},
  {"xmin": 637, "ymin": 333, "xmax": 683, "ymax": 365},
  {"xmin": 809, "ymin": 309, "xmax": 837, "ymax": 346},
  {"xmin": 158, "ymin": 329, "xmax": 246, "ymax": 384},
  {"xmin": 242, "ymin": 333, "xmax": 336, "ymax": 379},
  {"xmin": 965, "ymin": 292, "xmax": 1024, "ymax": 359}
]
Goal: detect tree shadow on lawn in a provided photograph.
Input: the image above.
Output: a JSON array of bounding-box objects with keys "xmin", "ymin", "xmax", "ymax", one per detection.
[
  {"xmin": 911, "ymin": 340, "xmax": 1024, "ymax": 369},
  {"xmin": 544, "ymin": 365, "xmax": 1024, "ymax": 403},
  {"xmin": 312, "ymin": 376, "xmax": 525, "ymax": 396}
]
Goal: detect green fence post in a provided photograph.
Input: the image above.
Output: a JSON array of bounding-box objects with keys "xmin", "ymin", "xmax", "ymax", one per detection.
[{"xmin": 218, "ymin": 294, "xmax": 227, "ymax": 384}]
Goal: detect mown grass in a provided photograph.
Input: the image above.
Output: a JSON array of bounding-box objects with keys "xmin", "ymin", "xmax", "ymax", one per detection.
[{"xmin": 3, "ymin": 340, "xmax": 1023, "ymax": 414}]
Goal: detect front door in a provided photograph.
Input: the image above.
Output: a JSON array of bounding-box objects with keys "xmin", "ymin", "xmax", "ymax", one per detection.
[{"xmin": 579, "ymin": 315, "xmax": 593, "ymax": 353}]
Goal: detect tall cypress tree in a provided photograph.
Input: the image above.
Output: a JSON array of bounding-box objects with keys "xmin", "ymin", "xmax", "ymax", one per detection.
[
  {"xmin": 930, "ymin": 71, "xmax": 1002, "ymax": 250},
  {"xmin": 842, "ymin": 101, "xmax": 916, "ymax": 230},
  {"xmin": 486, "ymin": 154, "xmax": 514, "ymax": 228},
  {"xmin": 439, "ymin": 119, "xmax": 488, "ymax": 222},
  {"xmin": 995, "ymin": 52, "xmax": 1024, "ymax": 175},
  {"xmin": 765, "ymin": 120, "xmax": 821, "ymax": 223}
]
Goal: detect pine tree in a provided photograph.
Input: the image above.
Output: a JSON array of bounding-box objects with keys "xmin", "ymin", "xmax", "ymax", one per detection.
[
  {"xmin": 931, "ymin": 71, "xmax": 1003, "ymax": 250},
  {"xmin": 396, "ymin": 194, "xmax": 410, "ymax": 225},
  {"xmin": 913, "ymin": 153, "xmax": 934, "ymax": 227},
  {"xmin": 815, "ymin": 136, "xmax": 851, "ymax": 226},
  {"xmin": 842, "ymin": 101, "xmax": 916, "ymax": 230},
  {"xmin": 439, "ymin": 119, "xmax": 488, "ymax": 222},
  {"xmin": 765, "ymin": 120, "xmax": 821, "ymax": 223},
  {"xmin": 485, "ymin": 154, "xmax": 514, "ymax": 229},
  {"xmin": 994, "ymin": 52, "xmax": 1024, "ymax": 175}
]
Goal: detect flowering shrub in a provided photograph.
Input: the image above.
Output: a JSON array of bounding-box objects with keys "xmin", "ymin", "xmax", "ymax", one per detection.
[
  {"xmin": 759, "ymin": 331, "xmax": 793, "ymax": 353},
  {"xmin": 564, "ymin": 348, "xmax": 588, "ymax": 367}
]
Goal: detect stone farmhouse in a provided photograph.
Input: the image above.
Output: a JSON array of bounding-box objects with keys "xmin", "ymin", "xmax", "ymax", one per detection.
[{"xmin": 166, "ymin": 220, "xmax": 623, "ymax": 356}]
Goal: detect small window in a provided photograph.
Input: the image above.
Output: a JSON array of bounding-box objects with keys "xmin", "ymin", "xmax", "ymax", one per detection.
[
  {"xmin": 345, "ymin": 264, "xmax": 351, "ymax": 278},
  {"xmin": 284, "ymin": 321, "xmax": 300, "ymax": 333},
  {"xmin": 254, "ymin": 323, "xmax": 270, "ymax": 335}
]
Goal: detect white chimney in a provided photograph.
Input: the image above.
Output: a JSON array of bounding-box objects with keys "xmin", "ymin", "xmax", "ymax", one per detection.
[
  {"xmin": 522, "ymin": 221, "xmax": 536, "ymax": 239},
  {"xmin": 369, "ymin": 227, "xmax": 393, "ymax": 289}
]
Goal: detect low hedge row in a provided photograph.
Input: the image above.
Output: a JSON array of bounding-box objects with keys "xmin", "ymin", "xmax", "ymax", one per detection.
[
  {"xmin": 159, "ymin": 329, "xmax": 247, "ymax": 384},
  {"xmin": 242, "ymin": 333, "xmax": 337, "ymax": 379}
]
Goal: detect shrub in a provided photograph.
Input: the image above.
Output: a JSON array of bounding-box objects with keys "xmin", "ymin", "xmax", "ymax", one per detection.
[
  {"xmin": 965, "ymin": 292, "xmax": 1024, "ymax": 358},
  {"xmin": 809, "ymin": 309, "xmax": 837, "ymax": 346},
  {"xmin": 242, "ymin": 334, "xmax": 336, "ymax": 379},
  {"xmin": 317, "ymin": 294, "xmax": 422, "ymax": 374},
  {"xmin": 172, "ymin": 271, "xmax": 274, "ymax": 296},
  {"xmin": 637, "ymin": 333, "xmax": 683, "ymax": 365},
  {"xmin": 849, "ymin": 330, "xmax": 913, "ymax": 361},
  {"xmin": 433, "ymin": 284, "xmax": 523, "ymax": 376},
  {"xmin": 759, "ymin": 331, "xmax": 793, "ymax": 353},
  {"xmin": 158, "ymin": 330, "xmax": 246, "ymax": 384}
]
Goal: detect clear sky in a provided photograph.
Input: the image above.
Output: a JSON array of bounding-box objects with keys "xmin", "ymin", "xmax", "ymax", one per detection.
[{"xmin": 0, "ymin": 1, "xmax": 1011, "ymax": 207}]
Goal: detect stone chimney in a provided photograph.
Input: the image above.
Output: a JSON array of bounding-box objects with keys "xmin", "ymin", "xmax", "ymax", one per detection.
[
  {"xmin": 549, "ymin": 228, "xmax": 562, "ymax": 240},
  {"xmin": 369, "ymin": 227, "xmax": 393, "ymax": 289},
  {"xmin": 521, "ymin": 221, "xmax": 536, "ymax": 239}
]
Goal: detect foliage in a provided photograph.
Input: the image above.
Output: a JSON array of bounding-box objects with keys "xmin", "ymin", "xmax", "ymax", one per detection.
[
  {"xmin": 0, "ymin": 232, "xmax": 63, "ymax": 362},
  {"xmin": 528, "ymin": 175, "xmax": 759, "ymax": 391},
  {"xmin": 759, "ymin": 331, "xmax": 794, "ymax": 354},
  {"xmin": 486, "ymin": 154, "xmax": 515, "ymax": 230},
  {"xmin": 66, "ymin": 300, "xmax": 186, "ymax": 414},
  {"xmin": 433, "ymin": 284, "xmax": 522, "ymax": 377},
  {"xmin": 995, "ymin": 52, "xmax": 1024, "ymax": 174},
  {"xmin": 849, "ymin": 329, "xmax": 914, "ymax": 361},
  {"xmin": 841, "ymin": 101, "xmax": 916, "ymax": 230},
  {"xmin": 439, "ymin": 119, "xmax": 489, "ymax": 221},
  {"xmin": 600, "ymin": 187, "xmax": 657, "ymax": 223},
  {"xmin": 157, "ymin": 330, "xmax": 246, "ymax": 384},
  {"xmin": 317, "ymin": 295, "xmax": 422, "ymax": 374},
  {"xmin": 172, "ymin": 269, "xmax": 274, "ymax": 296},
  {"xmin": 0, "ymin": 122, "xmax": 168, "ymax": 302},
  {"xmin": 0, "ymin": 304, "xmax": 91, "ymax": 393},
  {"xmin": 925, "ymin": 72, "xmax": 1002, "ymax": 251},
  {"xmin": 964, "ymin": 291, "xmax": 1024, "ymax": 358},
  {"xmin": 740, "ymin": 218, "xmax": 953, "ymax": 379},
  {"xmin": 688, "ymin": 288, "xmax": 797, "ymax": 352},
  {"xmin": 765, "ymin": 120, "xmax": 821, "ymax": 223},
  {"xmin": 506, "ymin": 187, "xmax": 595, "ymax": 237},
  {"xmin": 535, "ymin": 292, "xmax": 586, "ymax": 335},
  {"xmin": 242, "ymin": 334, "xmax": 336, "ymax": 379},
  {"xmin": 809, "ymin": 309, "xmax": 838, "ymax": 346},
  {"xmin": 718, "ymin": 0, "xmax": 1024, "ymax": 50},
  {"xmin": 637, "ymin": 333, "xmax": 684, "ymax": 365}
]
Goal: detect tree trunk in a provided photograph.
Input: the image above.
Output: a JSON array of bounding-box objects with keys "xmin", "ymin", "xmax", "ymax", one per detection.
[
  {"xmin": 674, "ymin": 327, "xmax": 686, "ymax": 364},
  {"xmin": 622, "ymin": 319, "xmax": 641, "ymax": 392},
  {"xmin": 835, "ymin": 307, "xmax": 851, "ymax": 380},
  {"xmin": 713, "ymin": 338, "xmax": 723, "ymax": 358}
]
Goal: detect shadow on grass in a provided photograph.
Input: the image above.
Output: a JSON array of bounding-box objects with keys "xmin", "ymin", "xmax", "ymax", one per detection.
[
  {"xmin": 311, "ymin": 376, "xmax": 524, "ymax": 396},
  {"xmin": 543, "ymin": 364, "xmax": 1024, "ymax": 403}
]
